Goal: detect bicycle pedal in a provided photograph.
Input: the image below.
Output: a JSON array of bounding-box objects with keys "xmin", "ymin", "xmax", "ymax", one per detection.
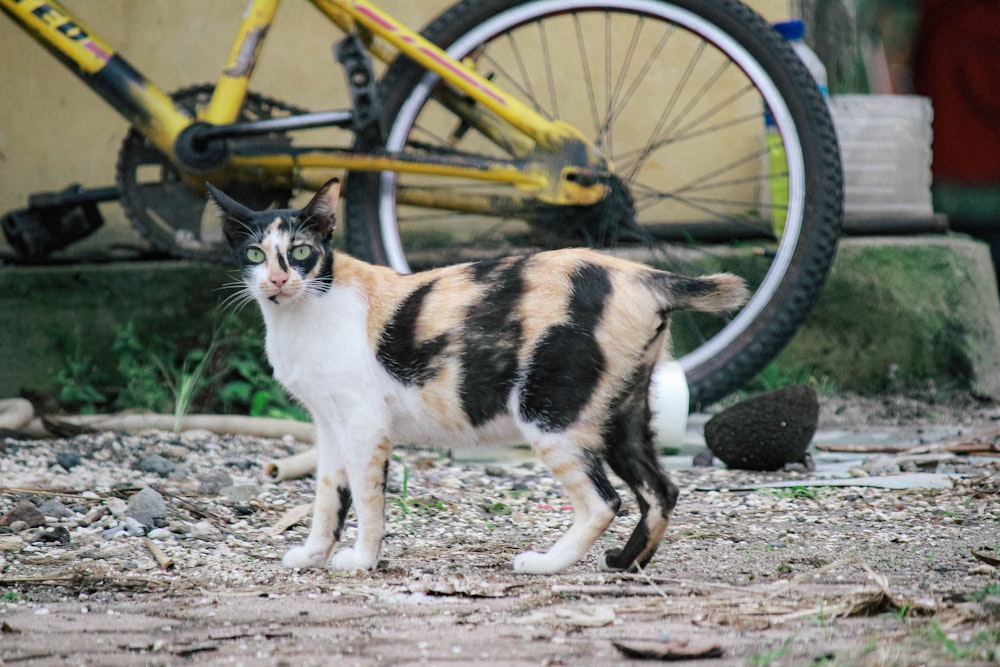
[{"xmin": 2, "ymin": 185, "xmax": 111, "ymax": 259}]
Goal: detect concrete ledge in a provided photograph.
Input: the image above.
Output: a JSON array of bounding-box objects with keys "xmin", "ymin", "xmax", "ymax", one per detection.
[
  {"xmin": 3, "ymin": 234, "xmax": 1000, "ymax": 402},
  {"xmin": 0, "ymin": 262, "xmax": 250, "ymax": 398},
  {"xmin": 775, "ymin": 235, "xmax": 1000, "ymax": 399}
]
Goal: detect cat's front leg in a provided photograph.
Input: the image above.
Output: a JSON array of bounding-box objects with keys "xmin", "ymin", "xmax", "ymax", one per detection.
[
  {"xmin": 282, "ymin": 435, "xmax": 351, "ymax": 569},
  {"xmin": 331, "ymin": 436, "xmax": 392, "ymax": 571}
]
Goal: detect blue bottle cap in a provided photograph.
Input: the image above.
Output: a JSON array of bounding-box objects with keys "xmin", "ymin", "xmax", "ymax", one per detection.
[{"xmin": 774, "ymin": 20, "xmax": 805, "ymax": 41}]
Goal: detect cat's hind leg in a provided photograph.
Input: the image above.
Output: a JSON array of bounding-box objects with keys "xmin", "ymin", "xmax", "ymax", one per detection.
[
  {"xmin": 330, "ymin": 436, "xmax": 391, "ymax": 571},
  {"xmin": 514, "ymin": 440, "xmax": 621, "ymax": 574},
  {"xmin": 282, "ymin": 440, "xmax": 351, "ymax": 569},
  {"xmin": 601, "ymin": 402, "xmax": 678, "ymax": 572}
]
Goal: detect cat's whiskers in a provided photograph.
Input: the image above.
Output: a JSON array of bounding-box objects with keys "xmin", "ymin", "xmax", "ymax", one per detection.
[{"xmin": 217, "ymin": 279, "xmax": 257, "ymax": 313}]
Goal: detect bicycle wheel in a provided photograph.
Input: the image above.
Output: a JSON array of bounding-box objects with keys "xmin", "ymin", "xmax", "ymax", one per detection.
[{"xmin": 344, "ymin": 0, "xmax": 842, "ymax": 407}]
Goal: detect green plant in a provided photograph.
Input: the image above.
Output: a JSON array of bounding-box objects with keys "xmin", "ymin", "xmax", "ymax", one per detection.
[
  {"xmin": 53, "ymin": 314, "xmax": 308, "ymax": 424},
  {"xmin": 768, "ymin": 486, "xmax": 822, "ymax": 501},
  {"xmin": 55, "ymin": 357, "xmax": 108, "ymax": 414},
  {"xmin": 746, "ymin": 361, "xmax": 835, "ymax": 395},
  {"xmin": 2, "ymin": 590, "xmax": 20, "ymax": 602},
  {"xmin": 965, "ymin": 582, "xmax": 1000, "ymax": 603},
  {"xmin": 391, "ymin": 454, "xmax": 444, "ymax": 515},
  {"xmin": 751, "ymin": 634, "xmax": 796, "ymax": 665}
]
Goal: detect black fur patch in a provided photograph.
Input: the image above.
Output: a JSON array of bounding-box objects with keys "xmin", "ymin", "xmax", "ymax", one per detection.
[
  {"xmin": 519, "ymin": 262, "xmax": 611, "ymax": 431},
  {"xmin": 459, "ymin": 257, "xmax": 527, "ymax": 427},
  {"xmin": 377, "ymin": 281, "xmax": 448, "ymax": 386},
  {"xmin": 585, "ymin": 450, "xmax": 623, "ymax": 512},
  {"xmin": 332, "ymin": 486, "xmax": 352, "ymax": 541},
  {"xmin": 602, "ymin": 367, "xmax": 678, "ymax": 571}
]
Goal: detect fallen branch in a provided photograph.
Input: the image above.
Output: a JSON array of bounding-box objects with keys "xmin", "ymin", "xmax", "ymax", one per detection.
[{"xmin": 143, "ymin": 537, "xmax": 174, "ymax": 570}]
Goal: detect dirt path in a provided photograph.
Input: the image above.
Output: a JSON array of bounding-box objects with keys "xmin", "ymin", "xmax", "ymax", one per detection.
[{"xmin": 2, "ymin": 393, "xmax": 999, "ymax": 666}]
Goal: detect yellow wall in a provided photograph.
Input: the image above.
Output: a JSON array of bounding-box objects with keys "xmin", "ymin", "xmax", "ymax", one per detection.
[{"xmin": 0, "ymin": 0, "xmax": 787, "ymax": 253}]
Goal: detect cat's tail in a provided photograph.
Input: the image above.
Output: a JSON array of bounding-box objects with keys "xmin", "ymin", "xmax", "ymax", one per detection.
[{"xmin": 653, "ymin": 272, "xmax": 749, "ymax": 313}]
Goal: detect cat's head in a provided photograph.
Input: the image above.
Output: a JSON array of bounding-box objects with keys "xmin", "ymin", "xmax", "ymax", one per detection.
[{"xmin": 208, "ymin": 178, "xmax": 340, "ymax": 306}]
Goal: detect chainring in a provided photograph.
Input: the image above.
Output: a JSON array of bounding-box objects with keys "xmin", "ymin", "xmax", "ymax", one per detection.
[{"xmin": 116, "ymin": 85, "xmax": 307, "ymax": 261}]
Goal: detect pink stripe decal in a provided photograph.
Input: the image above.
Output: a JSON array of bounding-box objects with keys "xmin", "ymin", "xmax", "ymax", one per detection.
[
  {"xmin": 355, "ymin": 4, "xmax": 506, "ymax": 107},
  {"xmin": 418, "ymin": 47, "xmax": 507, "ymax": 107},
  {"xmin": 355, "ymin": 5, "xmax": 397, "ymax": 33},
  {"xmin": 84, "ymin": 41, "xmax": 111, "ymax": 63}
]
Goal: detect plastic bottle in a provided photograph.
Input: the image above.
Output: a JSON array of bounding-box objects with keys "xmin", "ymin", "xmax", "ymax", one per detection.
[{"xmin": 765, "ymin": 20, "xmax": 828, "ymax": 237}]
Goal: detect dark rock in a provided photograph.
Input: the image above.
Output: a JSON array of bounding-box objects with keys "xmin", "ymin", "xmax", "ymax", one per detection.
[
  {"xmin": 705, "ymin": 385, "xmax": 819, "ymax": 471},
  {"xmin": 197, "ymin": 470, "xmax": 233, "ymax": 496},
  {"xmin": 32, "ymin": 526, "xmax": 72, "ymax": 545},
  {"xmin": 0, "ymin": 501, "xmax": 46, "ymax": 528},
  {"xmin": 36, "ymin": 499, "xmax": 73, "ymax": 519},
  {"xmin": 136, "ymin": 454, "xmax": 175, "ymax": 478},
  {"xmin": 692, "ymin": 449, "xmax": 715, "ymax": 467},
  {"xmin": 55, "ymin": 451, "xmax": 83, "ymax": 470},
  {"xmin": 127, "ymin": 487, "xmax": 168, "ymax": 529}
]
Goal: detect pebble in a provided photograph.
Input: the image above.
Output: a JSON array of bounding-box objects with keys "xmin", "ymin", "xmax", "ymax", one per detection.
[
  {"xmin": 136, "ymin": 454, "xmax": 175, "ymax": 478},
  {"xmin": 37, "ymin": 499, "xmax": 73, "ymax": 519},
  {"xmin": 127, "ymin": 487, "xmax": 168, "ymax": 529},
  {"xmin": 123, "ymin": 517, "xmax": 147, "ymax": 536},
  {"xmin": 32, "ymin": 526, "xmax": 72, "ymax": 545},
  {"xmin": 221, "ymin": 485, "xmax": 260, "ymax": 504},
  {"xmin": 56, "ymin": 451, "xmax": 83, "ymax": 470},
  {"xmin": 189, "ymin": 520, "xmax": 224, "ymax": 541},
  {"xmin": 198, "ymin": 470, "xmax": 234, "ymax": 496},
  {"xmin": 1, "ymin": 501, "xmax": 46, "ymax": 528}
]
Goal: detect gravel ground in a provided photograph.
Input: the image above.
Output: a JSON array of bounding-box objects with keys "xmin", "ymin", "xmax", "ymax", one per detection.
[{"xmin": 1, "ymin": 392, "xmax": 999, "ymax": 666}]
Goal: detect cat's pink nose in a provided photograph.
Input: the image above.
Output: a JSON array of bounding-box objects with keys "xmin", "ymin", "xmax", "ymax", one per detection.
[{"xmin": 271, "ymin": 273, "xmax": 288, "ymax": 289}]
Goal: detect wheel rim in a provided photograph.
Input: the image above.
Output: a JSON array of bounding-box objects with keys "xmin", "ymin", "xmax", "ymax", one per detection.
[{"xmin": 377, "ymin": 0, "xmax": 811, "ymax": 378}]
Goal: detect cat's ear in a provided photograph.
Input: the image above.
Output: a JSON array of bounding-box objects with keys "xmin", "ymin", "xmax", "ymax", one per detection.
[
  {"xmin": 300, "ymin": 178, "xmax": 340, "ymax": 241},
  {"xmin": 206, "ymin": 182, "xmax": 256, "ymax": 246}
]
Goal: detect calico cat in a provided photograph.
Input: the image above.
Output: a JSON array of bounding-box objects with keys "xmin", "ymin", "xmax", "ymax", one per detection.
[{"xmin": 209, "ymin": 178, "xmax": 748, "ymax": 574}]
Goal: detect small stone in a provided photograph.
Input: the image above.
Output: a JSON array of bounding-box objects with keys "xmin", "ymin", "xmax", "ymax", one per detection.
[
  {"xmin": 1, "ymin": 501, "xmax": 46, "ymax": 528},
  {"xmin": 123, "ymin": 517, "xmax": 147, "ymax": 536},
  {"xmin": 7, "ymin": 520, "xmax": 29, "ymax": 533},
  {"xmin": 221, "ymin": 485, "xmax": 260, "ymax": 504},
  {"xmin": 136, "ymin": 454, "xmax": 175, "ymax": 478},
  {"xmin": 864, "ymin": 456, "xmax": 901, "ymax": 476},
  {"xmin": 127, "ymin": 487, "xmax": 168, "ymax": 529},
  {"xmin": 55, "ymin": 451, "xmax": 83, "ymax": 470},
  {"xmin": 692, "ymin": 449, "xmax": 715, "ymax": 467},
  {"xmin": 32, "ymin": 526, "xmax": 72, "ymax": 545},
  {"xmin": 189, "ymin": 520, "xmax": 223, "ymax": 541},
  {"xmin": 36, "ymin": 499, "xmax": 73, "ymax": 519},
  {"xmin": 146, "ymin": 528, "xmax": 172, "ymax": 540},
  {"xmin": 485, "ymin": 466, "xmax": 506, "ymax": 478},
  {"xmin": 105, "ymin": 497, "xmax": 128, "ymax": 517},
  {"xmin": 198, "ymin": 470, "xmax": 233, "ymax": 496}
]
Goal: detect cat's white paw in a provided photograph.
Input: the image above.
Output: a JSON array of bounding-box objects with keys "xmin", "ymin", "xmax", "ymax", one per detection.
[
  {"xmin": 513, "ymin": 550, "xmax": 562, "ymax": 575},
  {"xmin": 282, "ymin": 544, "xmax": 330, "ymax": 569},
  {"xmin": 331, "ymin": 547, "xmax": 378, "ymax": 572}
]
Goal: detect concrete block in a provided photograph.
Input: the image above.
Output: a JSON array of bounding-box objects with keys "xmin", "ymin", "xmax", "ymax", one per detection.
[
  {"xmin": 0, "ymin": 262, "xmax": 248, "ymax": 398},
  {"xmin": 775, "ymin": 235, "xmax": 1000, "ymax": 399}
]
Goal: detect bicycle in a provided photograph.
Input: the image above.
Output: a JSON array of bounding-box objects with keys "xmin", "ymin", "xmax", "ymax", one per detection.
[{"xmin": 1, "ymin": 0, "xmax": 843, "ymax": 408}]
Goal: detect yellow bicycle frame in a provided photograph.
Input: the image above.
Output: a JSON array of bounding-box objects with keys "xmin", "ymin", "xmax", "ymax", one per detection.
[{"xmin": 1, "ymin": 0, "xmax": 609, "ymax": 209}]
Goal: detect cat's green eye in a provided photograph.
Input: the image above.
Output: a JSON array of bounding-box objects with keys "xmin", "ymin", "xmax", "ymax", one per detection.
[
  {"xmin": 291, "ymin": 245, "xmax": 312, "ymax": 261},
  {"xmin": 245, "ymin": 247, "xmax": 266, "ymax": 264}
]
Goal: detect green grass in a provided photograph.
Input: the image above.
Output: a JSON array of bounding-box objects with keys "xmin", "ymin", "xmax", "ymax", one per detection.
[{"xmin": 54, "ymin": 313, "xmax": 307, "ymax": 424}]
